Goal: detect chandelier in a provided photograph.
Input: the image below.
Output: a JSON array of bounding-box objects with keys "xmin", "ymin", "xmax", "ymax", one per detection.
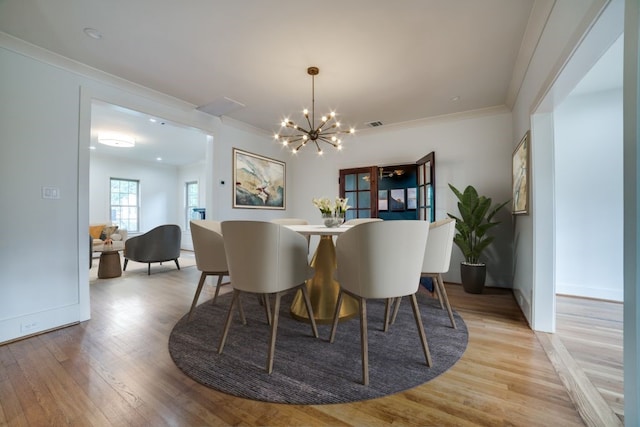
[{"xmin": 274, "ymin": 66, "xmax": 355, "ymax": 155}]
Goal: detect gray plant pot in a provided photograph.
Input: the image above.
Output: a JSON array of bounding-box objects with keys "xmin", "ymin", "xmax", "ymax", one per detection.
[{"xmin": 460, "ymin": 262, "xmax": 486, "ymax": 294}]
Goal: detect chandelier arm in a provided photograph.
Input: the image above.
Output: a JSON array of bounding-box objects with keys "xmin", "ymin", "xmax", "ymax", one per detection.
[
  {"xmin": 313, "ymin": 141, "xmax": 323, "ymax": 153},
  {"xmin": 317, "ymin": 137, "xmax": 338, "ymax": 148},
  {"xmin": 305, "ymin": 114, "xmax": 314, "ymax": 131}
]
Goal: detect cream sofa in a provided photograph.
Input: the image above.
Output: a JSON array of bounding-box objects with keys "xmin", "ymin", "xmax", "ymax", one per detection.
[{"xmin": 90, "ymin": 224, "xmax": 128, "ymax": 252}]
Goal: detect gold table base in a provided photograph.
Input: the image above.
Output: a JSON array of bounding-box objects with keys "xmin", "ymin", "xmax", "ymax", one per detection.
[{"xmin": 290, "ymin": 235, "xmax": 358, "ymax": 324}]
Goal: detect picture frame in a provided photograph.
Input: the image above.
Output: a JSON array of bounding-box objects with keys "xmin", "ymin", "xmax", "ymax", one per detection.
[
  {"xmin": 389, "ymin": 188, "xmax": 406, "ymax": 211},
  {"xmin": 512, "ymin": 131, "xmax": 530, "ymax": 215},
  {"xmin": 233, "ymin": 148, "xmax": 285, "ymax": 209},
  {"xmin": 406, "ymin": 187, "xmax": 417, "ymax": 210},
  {"xmin": 378, "ymin": 190, "xmax": 388, "ymax": 211}
]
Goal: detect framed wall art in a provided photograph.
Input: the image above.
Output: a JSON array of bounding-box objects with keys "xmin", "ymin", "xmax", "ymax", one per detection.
[
  {"xmin": 233, "ymin": 148, "xmax": 285, "ymax": 209},
  {"xmin": 378, "ymin": 190, "xmax": 388, "ymax": 211},
  {"xmin": 512, "ymin": 131, "xmax": 529, "ymax": 215},
  {"xmin": 389, "ymin": 189, "xmax": 406, "ymax": 211}
]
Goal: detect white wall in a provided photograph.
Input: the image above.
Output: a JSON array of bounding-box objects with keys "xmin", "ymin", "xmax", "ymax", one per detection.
[
  {"xmin": 511, "ymin": 0, "xmax": 609, "ymax": 329},
  {"xmin": 288, "ymin": 110, "xmax": 514, "ymax": 287},
  {"xmin": 554, "ymin": 88, "xmax": 623, "ymax": 301},
  {"xmin": 1, "ymin": 45, "xmax": 84, "ymax": 341}
]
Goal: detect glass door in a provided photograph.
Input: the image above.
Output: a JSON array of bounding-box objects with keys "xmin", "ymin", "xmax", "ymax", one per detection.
[{"xmin": 339, "ymin": 167, "xmax": 378, "ymax": 220}]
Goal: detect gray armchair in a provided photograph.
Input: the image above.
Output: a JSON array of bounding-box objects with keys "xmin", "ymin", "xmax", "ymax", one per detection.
[{"xmin": 123, "ymin": 224, "xmax": 182, "ymax": 275}]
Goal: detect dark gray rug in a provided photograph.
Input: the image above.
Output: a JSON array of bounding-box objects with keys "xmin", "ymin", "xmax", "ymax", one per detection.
[{"xmin": 168, "ymin": 290, "xmax": 468, "ymax": 404}]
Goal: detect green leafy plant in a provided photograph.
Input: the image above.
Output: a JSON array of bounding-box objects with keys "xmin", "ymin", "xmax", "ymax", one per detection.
[{"xmin": 447, "ymin": 184, "xmax": 509, "ymax": 265}]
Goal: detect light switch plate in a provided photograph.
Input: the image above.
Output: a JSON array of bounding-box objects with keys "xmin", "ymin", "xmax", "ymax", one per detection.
[{"xmin": 42, "ymin": 186, "xmax": 60, "ymax": 199}]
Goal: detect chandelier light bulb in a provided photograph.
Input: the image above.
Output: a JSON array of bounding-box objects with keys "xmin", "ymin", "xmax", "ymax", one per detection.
[
  {"xmin": 330, "ymin": 111, "xmax": 336, "ymax": 117},
  {"xmin": 303, "ymin": 109, "xmax": 309, "ymax": 115},
  {"xmin": 302, "ymin": 135, "xmax": 308, "ymax": 141},
  {"xmin": 321, "ymin": 116, "xmax": 327, "ymax": 122},
  {"xmin": 335, "ymin": 121, "xmax": 341, "ymax": 127}
]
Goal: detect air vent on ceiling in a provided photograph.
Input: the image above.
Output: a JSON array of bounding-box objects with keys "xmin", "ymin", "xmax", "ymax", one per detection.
[
  {"xmin": 197, "ymin": 97, "xmax": 245, "ymax": 116},
  {"xmin": 365, "ymin": 120, "xmax": 383, "ymax": 127}
]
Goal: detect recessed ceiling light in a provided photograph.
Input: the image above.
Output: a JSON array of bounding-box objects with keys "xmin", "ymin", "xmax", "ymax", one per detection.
[
  {"xmin": 98, "ymin": 133, "xmax": 135, "ymax": 148},
  {"xmin": 83, "ymin": 27, "xmax": 103, "ymax": 40},
  {"xmin": 149, "ymin": 118, "xmax": 157, "ymax": 123},
  {"xmin": 156, "ymin": 157, "xmax": 162, "ymax": 161},
  {"xmin": 89, "ymin": 146, "xmax": 96, "ymax": 150},
  {"xmin": 450, "ymin": 96, "xmax": 460, "ymax": 102}
]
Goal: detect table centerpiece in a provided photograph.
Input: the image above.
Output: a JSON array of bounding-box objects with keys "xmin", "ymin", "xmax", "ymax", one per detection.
[{"xmin": 313, "ymin": 197, "xmax": 350, "ymax": 227}]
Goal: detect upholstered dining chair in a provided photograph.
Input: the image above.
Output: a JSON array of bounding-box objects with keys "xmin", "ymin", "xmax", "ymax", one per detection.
[
  {"xmin": 329, "ymin": 220, "xmax": 431, "ymax": 385},
  {"xmin": 270, "ymin": 218, "xmax": 310, "ymax": 250},
  {"xmin": 343, "ymin": 218, "xmax": 383, "ymax": 226},
  {"xmin": 218, "ymin": 220, "xmax": 318, "ymax": 374},
  {"xmin": 188, "ymin": 220, "xmax": 231, "ymax": 321},
  {"xmin": 389, "ymin": 218, "xmax": 457, "ymax": 329}
]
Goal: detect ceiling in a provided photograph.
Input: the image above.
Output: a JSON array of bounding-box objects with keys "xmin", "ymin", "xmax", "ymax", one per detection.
[{"xmin": 0, "ymin": 1, "xmax": 622, "ymax": 166}]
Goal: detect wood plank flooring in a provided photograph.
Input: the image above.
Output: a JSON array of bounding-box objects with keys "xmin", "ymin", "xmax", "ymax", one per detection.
[
  {"xmin": 544, "ymin": 295, "xmax": 624, "ymax": 426},
  {"xmin": 1, "ymin": 256, "xmax": 587, "ymax": 426}
]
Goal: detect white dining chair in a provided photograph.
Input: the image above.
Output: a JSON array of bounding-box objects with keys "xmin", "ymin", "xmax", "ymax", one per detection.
[
  {"xmin": 389, "ymin": 218, "xmax": 457, "ymax": 329},
  {"xmin": 271, "ymin": 218, "xmax": 310, "ymax": 250},
  {"xmin": 329, "ymin": 220, "xmax": 431, "ymax": 385},
  {"xmin": 343, "ymin": 218, "xmax": 383, "ymax": 226},
  {"xmin": 188, "ymin": 220, "xmax": 231, "ymax": 321},
  {"xmin": 219, "ymin": 220, "xmax": 318, "ymax": 374}
]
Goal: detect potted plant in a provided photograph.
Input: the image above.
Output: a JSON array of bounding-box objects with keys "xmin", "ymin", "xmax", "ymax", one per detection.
[{"xmin": 447, "ymin": 184, "xmax": 509, "ymax": 294}]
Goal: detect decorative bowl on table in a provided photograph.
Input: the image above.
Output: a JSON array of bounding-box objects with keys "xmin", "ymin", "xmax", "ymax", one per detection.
[
  {"xmin": 313, "ymin": 196, "xmax": 350, "ymax": 228},
  {"xmin": 322, "ymin": 213, "xmax": 345, "ymax": 228}
]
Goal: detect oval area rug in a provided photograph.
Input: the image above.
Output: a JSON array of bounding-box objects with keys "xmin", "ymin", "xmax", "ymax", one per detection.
[{"xmin": 168, "ymin": 290, "xmax": 468, "ymax": 404}]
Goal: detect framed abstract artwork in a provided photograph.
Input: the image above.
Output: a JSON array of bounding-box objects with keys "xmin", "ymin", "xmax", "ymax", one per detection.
[
  {"xmin": 512, "ymin": 131, "xmax": 529, "ymax": 215},
  {"xmin": 233, "ymin": 148, "xmax": 285, "ymax": 209},
  {"xmin": 389, "ymin": 189, "xmax": 406, "ymax": 211}
]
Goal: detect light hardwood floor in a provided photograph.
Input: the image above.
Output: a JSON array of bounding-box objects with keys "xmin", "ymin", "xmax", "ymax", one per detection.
[
  {"xmin": 1, "ymin": 257, "xmax": 588, "ymax": 426},
  {"xmin": 537, "ymin": 295, "xmax": 624, "ymax": 427}
]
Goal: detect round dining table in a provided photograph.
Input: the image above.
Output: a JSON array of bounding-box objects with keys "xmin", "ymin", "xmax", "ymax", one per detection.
[{"xmin": 284, "ymin": 224, "xmax": 359, "ymax": 324}]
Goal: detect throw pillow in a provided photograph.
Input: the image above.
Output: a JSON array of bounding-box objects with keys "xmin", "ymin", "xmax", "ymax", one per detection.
[
  {"xmin": 100, "ymin": 225, "xmax": 119, "ymax": 240},
  {"xmin": 90, "ymin": 224, "xmax": 106, "ymax": 239}
]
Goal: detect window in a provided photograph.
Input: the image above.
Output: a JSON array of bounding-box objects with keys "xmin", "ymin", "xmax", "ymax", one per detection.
[
  {"xmin": 185, "ymin": 181, "xmax": 199, "ymax": 229},
  {"xmin": 110, "ymin": 178, "xmax": 139, "ymax": 232}
]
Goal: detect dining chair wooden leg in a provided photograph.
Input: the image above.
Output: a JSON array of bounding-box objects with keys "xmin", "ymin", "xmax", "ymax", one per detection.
[
  {"xmin": 188, "ymin": 272, "xmax": 208, "ymax": 321},
  {"xmin": 262, "ymin": 294, "xmax": 272, "ymax": 326},
  {"xmin": 435, "ymin": 274, "xmax": 456, "ymax": 329},
  {"xmin": 383, "ymin": 298, "xmax": 394, "ymax": 332},
  {"xmin": 410, "ymin": 293, "xmax": 432, "ymax": 367},
  {"xmin": 329, "ymin": 291, "xmax": 344, "ymax": 343},
  {"xmin": 266, "ymin": 292, "xmax": 282, "ymax": 374},
  {"xmin": 359, "ymin": 296, "xmax": 369, "ymax": 386},
  {"xmin": 431, "ymin": 275, "xmax": 445, "ymax": 310},
  {"xmin": 390, "ymin": 296, "xmax": 402, "ymax": 325},
  {"xmin": 218, "ymin": 289, "xmax": 241, "ymax": 353},
  {"xmin": 299, "ymin": 284, "xmax": 319, "ymax": 338},
  {"xmin": 212, "ymin": 275, "xmax": 224, "ymax": 303}
]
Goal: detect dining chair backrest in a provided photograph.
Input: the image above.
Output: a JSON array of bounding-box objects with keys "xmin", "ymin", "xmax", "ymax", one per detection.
[
  {"xmin": 190, "ymin": 220, "xmax": 228, "ymax": 273},
  {"xmin": 221, "ymin": 220, "xmax": 313, "ymax": 294},
  {"xmin": 343, "ymin": 218, "xmax": 383, "ymax": 226},
  {"xmin": 422, "ymin": 218, "xmax": 456, "ymax": 274},
  {"xmin": 270, "ymin": 218, "xmax": 309, "ymax": 225},
  {"xmin": 336, "ymin": 220, "xmax": 429, "ymax": 299}
]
